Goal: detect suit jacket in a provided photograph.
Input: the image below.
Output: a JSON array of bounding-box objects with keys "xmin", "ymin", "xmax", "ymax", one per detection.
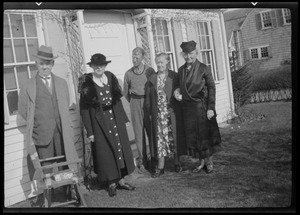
[{"xmin": 18, "ymin": 72, "xmax": 79, "ymax": 182}]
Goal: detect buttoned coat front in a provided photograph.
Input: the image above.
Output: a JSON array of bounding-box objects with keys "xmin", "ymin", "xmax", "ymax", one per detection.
[
  {"xmin": 18, "ymin": 73, "xmax": 79, "ymax": 183},
  {"xmin": 79, "ymin": 72, "xmax": 135, "ymax": 183}
]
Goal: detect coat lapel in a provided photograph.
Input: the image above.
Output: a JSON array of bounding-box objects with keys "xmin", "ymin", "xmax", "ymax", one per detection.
[{"xmin": 27, "ymin": 76, "xmax": 37, "ymax": 103}]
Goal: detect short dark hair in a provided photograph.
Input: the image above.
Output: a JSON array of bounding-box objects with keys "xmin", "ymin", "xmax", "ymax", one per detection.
[{"xmin": 132, "ymin": 47, "xmax": 145, "ymax": 56}]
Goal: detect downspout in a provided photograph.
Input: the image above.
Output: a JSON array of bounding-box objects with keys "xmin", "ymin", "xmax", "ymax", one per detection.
[{"xmin": 219, "ymin": 11, "xmax": 235, "ymax": 117}]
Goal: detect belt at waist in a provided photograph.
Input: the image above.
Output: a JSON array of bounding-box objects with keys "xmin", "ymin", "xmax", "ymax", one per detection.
[
  {"xmin": 102, "ymin": 104, "xmax": 113, "ymax": 111},
  {"xmin": 130, "ymin": 94, "xmax": 146, "ymax": 99}
]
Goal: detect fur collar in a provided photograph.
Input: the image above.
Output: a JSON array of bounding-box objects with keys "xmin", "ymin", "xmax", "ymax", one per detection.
[{"xmin": 78, "ymin": 71, "xmax": 122, "ymax": 106}]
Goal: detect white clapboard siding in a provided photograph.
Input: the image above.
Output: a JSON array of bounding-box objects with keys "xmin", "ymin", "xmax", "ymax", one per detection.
[{"xmin": 214, "ymin": 81, "xmax": 231, "ymax": 123}]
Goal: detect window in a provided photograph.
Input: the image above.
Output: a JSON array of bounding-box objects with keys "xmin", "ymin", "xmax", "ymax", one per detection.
[
  {"xmin": 151, "ymin": 18, "xmax": 176, "ymax": 70},
  {"xmin": 196, "ymin": 21, "xmax": 218, "ymax": 81},
  {"xmin": 4, "ymin": 11, "xmax": 41, "ymax": 125},
  {"xmin": 249, "ymin": 46, "xmax": 270, "ymax": 60},
  {"xmin": 282, "ymin": 9, "xmax": 291, "ymax": 24},
  {"xmin": 260, "ymin": 11, "xmax": 273, "ymax": 29}
]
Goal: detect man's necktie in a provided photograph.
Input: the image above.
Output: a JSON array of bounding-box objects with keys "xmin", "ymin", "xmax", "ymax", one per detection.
[{"xmin": 41, "ymin": 76, "xmax": 51, "ymax": 92}]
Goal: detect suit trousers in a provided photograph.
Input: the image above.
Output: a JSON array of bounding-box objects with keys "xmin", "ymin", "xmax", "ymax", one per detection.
[
  {"xmin": 35, "ymin": 125, "xmax": 66, "ymax": 173},
  {"xmin": 130, "ymin": 96, "xmax": 150, "ymax": 165}
]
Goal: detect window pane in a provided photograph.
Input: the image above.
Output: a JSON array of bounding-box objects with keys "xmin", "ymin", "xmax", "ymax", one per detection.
[
  {"xmin": 261, "ymin": 47, "xmax": 269, "ymax": 58},
  {"xmin": 203, "ymin": 22, "xmax": 209, "ymax": 35},
  {"xmin": 200, "ymin": 22, "xmax": 205, "ymax": 35},
  {"xmin": 4, "ymin": 39, "xmax": 14, "ymax": 64},
  {"xmin": 198, "ymin": 36, "xmax": 203, "ymax": 49},
  {"xmin": 164, "ymin": 36, "xmax": 170, "ymax": 52},
  {"xmin": 4, "ymin": 68, "xmax": 17, "ymax": 90},
  {"xmin": 7, "ymin": 91, "xmax": 19, "ymax": 115},
  {"xmin": 24, "ymin": 14, "xmax": 37, "ymax": 37},
  {"xmin": 251, "ymin": 49, "xmax": 258, "ymax": 59},
  {"xmin": 4, "ymin": 14, "xmax": 11, "ymax": 38},
  {"xmin": 207, "ymin": 51, "xmax": 211, "ymax": 64},
  {"xmin": 30, "ymin": 65, "xmax": 38, "ymax": 78},
  {"xmin": 206, "ymin": 36, "xmax": 211, "ymax": 49},
  {"xmin": 201, "ymin": 52, "xmax": 207, "ymax": 64},
  {"xmin": 27, "ymin": 38, "xmax": 39, "ymax": 61},
  {"xmin": 14, "ymin": 39, "xmax": 28, "ymax": 62},
  {"xmin": 10, "ymin": 14, "xmax": 24, "ymax": 38},
  {"xmin": 153, "ymin": 36, "xmax": 159, "ymax": 52},
  {"xmin": 162, "ymin": 20, "xmax": 168, "ymax": 35},
  {"xmin": 158, "ymin": 36, "xmax": 165, "ymax": 52},
  {"xmin": 201, "ymin": 37, "xmax": 206, "ymax": 49},
  {"xmin": 155, "ymin": 20, "xmax": 162, "ymax": 35},
  {"xmin": 17, "ymin": 66, "xmax": 29, "ymax": 89}
]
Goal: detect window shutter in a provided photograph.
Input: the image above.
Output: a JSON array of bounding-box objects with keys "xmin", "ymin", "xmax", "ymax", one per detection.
[
  {"xmin": 243, "ymin": 49, "xmax": 250, "ymax": 62},
  {"xmin": 255, "ymin": 13, "xmax": 262, "ymax": 30},
  {"xmin": 270, "ymin": 10, "xmax": 278, "ymax": 28},
  {"xmin": 267, "ymin": 46, "xmax": 272, "ymax": 58},
  {"xmin": 4, "ymin": 90, "xmax": 10, "ymax": 125},
  {"xmin": 277, "ymin": 9, "xmax": 284, "ymax": 26}
]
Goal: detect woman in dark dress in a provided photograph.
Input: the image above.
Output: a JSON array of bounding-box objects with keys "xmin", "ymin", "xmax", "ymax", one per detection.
[
  {"xmin": 174, "ymin": 41, "xmax": 222, "ymax": 174},
  {"xmin": 78, "ymin": 53, "xmax": 135, "ymax": 197}
]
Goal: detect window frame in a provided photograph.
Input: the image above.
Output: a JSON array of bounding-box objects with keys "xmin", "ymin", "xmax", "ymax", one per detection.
[
  {"xmin": 282, "ymin": 8, "xmax": 291, "ymax": 25},
  {"xmin": 249, "ymin": 45, "xmax": 270, "ymax": 60},
  {"xmin": 260, "ymin": 10, "xmax": 273, "ymax": 30},
  {"xmin": 151, "ymin": 17, "xmax": 177, "ymax": 71},
  {"xmin": 196, "ymin": 20, "xmax": 219, "ymax": 82},
  {"xmin": 4, "ymin": 10, "xmax": 45, "ymax": 129}
]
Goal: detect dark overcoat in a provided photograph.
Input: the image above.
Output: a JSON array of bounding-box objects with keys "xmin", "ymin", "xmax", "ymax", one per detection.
[
  {"xmin": 144, "ymin": 70, "xmax": 187, "ymax": 159},
  {"xmin": 79, "ymin": 72, "xmax": 135, "ymax": 183},
  {"xmin": 177, "ymin": 59, "xmax": 221, "ymax": 158}
]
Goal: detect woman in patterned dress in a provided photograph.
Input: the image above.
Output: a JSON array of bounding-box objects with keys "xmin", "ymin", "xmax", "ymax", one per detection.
[
  {"xmin": 79, "ymin": 53, "xmax": 135, "ymax": 197},
  {"xmin": 145, "ymin": 53, "xmax": 186, "ymax": 178}
]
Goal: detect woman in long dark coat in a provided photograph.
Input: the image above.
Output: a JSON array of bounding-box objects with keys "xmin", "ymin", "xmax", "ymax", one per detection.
[
  {"xmin": 79, "ymin": 53, "xmax": 135, "ymax": 197},
  {"xmin": 145, "ymin": 53, "xmax": 186, "ymax": 178},
  {"xmin": 174, "ymin": 41, "xmax": 222, "ymax": 174}
]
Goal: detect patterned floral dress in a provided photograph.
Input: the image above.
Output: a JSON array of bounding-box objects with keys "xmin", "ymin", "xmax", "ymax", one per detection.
[{"xmin": 156, "ymin": 74, "xmax": 175, "ymax": 158}]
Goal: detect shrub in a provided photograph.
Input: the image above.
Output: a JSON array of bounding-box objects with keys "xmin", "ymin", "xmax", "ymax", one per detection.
[
  {"xmin": 250, "ymin": 65, "xmax": 292, "ymax": 92},
  {"xmin": 231, "ymin": 64, "xmax": 253, "ymax": 107}
]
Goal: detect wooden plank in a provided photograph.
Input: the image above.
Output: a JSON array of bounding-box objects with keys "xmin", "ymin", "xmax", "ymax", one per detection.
[
  {"xmin": 5, "ymin": 180, "xmax": 36, "ymax": 199},
  {"xmin": 5, "ymin": 134, "xmax": 25, "ymax": 146},
  {"xmin": 4, "ymin": 157, "xmax": 26, "ymax": 174},
  {"xmin": 5, "ymin": 165, "xmax": 29, "ymax": 182},
  {"xmin": 5, "ymin": 127, "xmax": 26, "ymax": 137},
  {"xmin": 5, "ymin": 172, "xmax": 30, "ymax": 190},
  {"xmin": 5, "ymin": 149, "xmax": 26, "ymax": 164}
]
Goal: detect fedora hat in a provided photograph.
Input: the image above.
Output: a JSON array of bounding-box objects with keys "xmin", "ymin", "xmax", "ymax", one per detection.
[
  {"xmin": 32, "ymin": 45, "xmax": 58, "ymax": 60},
  {"xmin": 180, "ymin": 40, "xmax": 197, "ymax": 53},
  {"xmin": 87, "ymin": 53, "xmax": 111, "ymax": 66}
]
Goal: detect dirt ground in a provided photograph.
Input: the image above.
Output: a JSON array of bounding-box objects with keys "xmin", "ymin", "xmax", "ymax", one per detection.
[{"xmin": 6, "ymin": 101, "xmax": 294, "ymax": 212}]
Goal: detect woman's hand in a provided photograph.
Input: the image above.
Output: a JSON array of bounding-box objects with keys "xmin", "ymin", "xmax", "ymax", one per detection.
[
  {"xmin": 207, "ymin": 110, "xmax": 215, "ymax": 120},
  {"xmin": 87, "ymin": 135, "xmax": 95, "ymax": 143},
  {"xmin": 173, "ymin": 88, "xmax": 182, "ymax": 101}
]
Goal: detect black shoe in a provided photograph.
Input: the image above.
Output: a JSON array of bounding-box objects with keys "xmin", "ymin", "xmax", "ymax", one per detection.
[
  {"xmin": 117, "ymin": 182, "xmax": 136, "ymax": 191},
  {"xmin": 108, "ymin": 184, "xmax": 117, "ymax": 197},
  {"xmin": 205, "ymin": 164, "xmax": 214, "ymax": 174},
  {"xmin": 174, "ymin": 164, "xmax": 182, "ymax": 173},
  {"xmin": 152, "ymin": 168, "xmax": 164, "ymax": 178}
]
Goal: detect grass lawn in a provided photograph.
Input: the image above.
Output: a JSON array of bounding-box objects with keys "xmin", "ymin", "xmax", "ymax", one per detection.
[{"xmin": 8, "ymin": 101, "xmax": 293, "ymax": 211}]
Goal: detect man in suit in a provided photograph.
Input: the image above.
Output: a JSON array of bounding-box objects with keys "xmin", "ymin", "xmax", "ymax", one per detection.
[{"xmin": 18, "ymin": 45, "xmax": 79, "ymax": 205}]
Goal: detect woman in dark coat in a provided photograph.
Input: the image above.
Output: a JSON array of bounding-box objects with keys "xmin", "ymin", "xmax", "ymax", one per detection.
[
  {"xmin": 145, "ymin": 53, "xmax": 186, "ymax": 178},
  {"xmin": 79, "ymin": 53, "xmax": 135, "ymax": 197},
  {"xmin": 174, "ymin": 41, "xmax": 222, "ymax": 174}
]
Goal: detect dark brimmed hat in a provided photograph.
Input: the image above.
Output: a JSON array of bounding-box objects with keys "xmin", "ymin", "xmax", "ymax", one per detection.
[
  {"xmin": 180, "ymin": 40, "xmax": 197, "ymax": 53},
  {"xmin": 87, "ymin": 53, "xmax": 111, "ymax": 66},
  {"xmin": 32, "ymin": 45, "xmax": 58, "ymax": 60}
]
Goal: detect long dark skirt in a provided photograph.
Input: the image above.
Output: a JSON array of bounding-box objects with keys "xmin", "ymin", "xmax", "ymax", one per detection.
[{"xmin": 181, "ymin": 101, "xmax": 222, "ymax": 159}]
